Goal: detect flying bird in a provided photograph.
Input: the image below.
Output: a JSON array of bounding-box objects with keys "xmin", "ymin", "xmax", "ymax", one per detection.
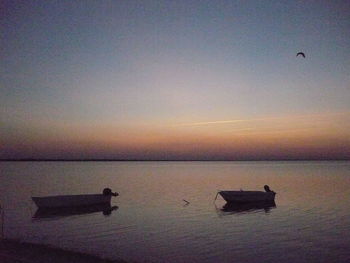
[{"xmin": 296, "ymin": 52, "xmax": 305, "ymax": 58}]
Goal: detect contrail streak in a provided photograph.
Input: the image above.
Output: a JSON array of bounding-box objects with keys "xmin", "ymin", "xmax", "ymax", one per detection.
[
  {"xmin": 178, "ymin": 120, "xmax": 247, "ymax": 126},
  {"xmin": 175, "ymin": 112, "xmax": 349, "ymax": 127}
]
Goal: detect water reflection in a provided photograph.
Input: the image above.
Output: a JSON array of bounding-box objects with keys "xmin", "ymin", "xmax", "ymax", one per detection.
[
  {"xmin": 2, "ymin": 161, "xmax": 349, "ymax": 263},
  {"xmin": 33, "ymin": 203, "xmax": 118, "ymax": 220},
  {"xmin": 219, "ymin": 201, "xmax": 276, "ymax": 215}
]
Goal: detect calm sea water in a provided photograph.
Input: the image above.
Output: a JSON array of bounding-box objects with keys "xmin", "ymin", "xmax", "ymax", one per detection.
[{"xmin": 1, "ymin": 161, "xmax": 350, "ymax": 263}]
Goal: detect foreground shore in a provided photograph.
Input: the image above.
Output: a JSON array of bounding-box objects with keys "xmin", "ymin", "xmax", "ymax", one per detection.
[{"xmin": 0, "ymin": 239, "xmax": 128, "ymax": 263}]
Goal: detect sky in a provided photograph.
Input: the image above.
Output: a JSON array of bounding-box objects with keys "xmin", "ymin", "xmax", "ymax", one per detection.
[{"xmin": 1, "ymin": 0, "xmax": 350, "ymax": 160}]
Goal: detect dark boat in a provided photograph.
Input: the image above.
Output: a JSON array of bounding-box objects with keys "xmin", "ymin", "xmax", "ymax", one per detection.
[
  {"xmin": 32, "ymin": 188, "xmax": 118, "ymax": 208},
  {"xmin": 221, "ymin": 200, "xmax": 276, "ymax": 214},
  {"xmin": 217, "ymin": 185, "xmax": 276, "ymax": 203},
  {"xmin": 33, "ymin": 203, "xmax": 118, "ymax": 219}
]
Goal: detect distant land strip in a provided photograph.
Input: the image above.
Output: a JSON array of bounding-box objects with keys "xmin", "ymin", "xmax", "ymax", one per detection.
[{"xmin": 1, "ymin": 158, "xmax": 349, "ymax": 162}]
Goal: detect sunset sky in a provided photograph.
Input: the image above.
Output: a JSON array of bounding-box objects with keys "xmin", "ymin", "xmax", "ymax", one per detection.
[{"xmin": 1, "ymin": 0, "xmax": 350, "ymax": 160}]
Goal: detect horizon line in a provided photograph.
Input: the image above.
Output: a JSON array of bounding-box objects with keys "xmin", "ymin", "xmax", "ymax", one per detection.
[{"xmin": 1, "ymin": 158, "xmax": 349, "ymax": 162}]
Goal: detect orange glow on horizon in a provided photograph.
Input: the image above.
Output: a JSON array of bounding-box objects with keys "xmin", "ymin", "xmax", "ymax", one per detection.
[{"xmin": 2, "ymin": 111, "xmax": 350, "ymax": 159}]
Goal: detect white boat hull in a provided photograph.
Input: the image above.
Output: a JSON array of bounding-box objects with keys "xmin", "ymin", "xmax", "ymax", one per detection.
[
  {"xmin": 219, "ymin": 191, "xmax": 276, "ymax": 203},
  {"xmin": 32, "ymin": 194, "xmax": 113, "ymax": 208}
]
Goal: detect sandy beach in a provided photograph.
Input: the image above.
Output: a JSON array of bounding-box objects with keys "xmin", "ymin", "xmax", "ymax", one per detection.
[{"xmin": 0, "ymin": 239, "xmax": 128, "ymax": 263}]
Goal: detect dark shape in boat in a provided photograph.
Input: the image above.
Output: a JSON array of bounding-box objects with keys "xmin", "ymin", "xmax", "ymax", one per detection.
[
  {"xmin": 221, "ymin": 200, "xmax": 276, "ymax": 215},
  {"xmin": 33, "ymin": 203, "xmax": 119, "ymax": 220},
  {"xmin": 296, "ymin": 52, "xmax": 305, "ymax": 58}
]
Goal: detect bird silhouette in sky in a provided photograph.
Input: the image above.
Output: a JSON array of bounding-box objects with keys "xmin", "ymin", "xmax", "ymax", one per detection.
[{"xmin": 296, "ymin": 52, "xmax": 305, "ymax": 58}]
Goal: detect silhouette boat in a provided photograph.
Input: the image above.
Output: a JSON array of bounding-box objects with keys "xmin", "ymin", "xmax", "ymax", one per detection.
[
  {"xmin": 221, "ymin": 200, "xmax": 276, "ymax": 214},
  {"xmin": 32, "ymin": 188, "xmax": 118, "ymax": 208},
  {"xmin": 217, "ymin": 185, "xmax": 276, "ymax": 203},
  {"xmin": 33, "ymin": 203, "xmax": 119, "ymax": 219}
]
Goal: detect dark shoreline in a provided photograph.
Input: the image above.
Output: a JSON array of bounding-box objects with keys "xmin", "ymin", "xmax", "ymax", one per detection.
[{"xmin": 0, "ymin": 239, "xmax": 128, "ymax": 263}]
